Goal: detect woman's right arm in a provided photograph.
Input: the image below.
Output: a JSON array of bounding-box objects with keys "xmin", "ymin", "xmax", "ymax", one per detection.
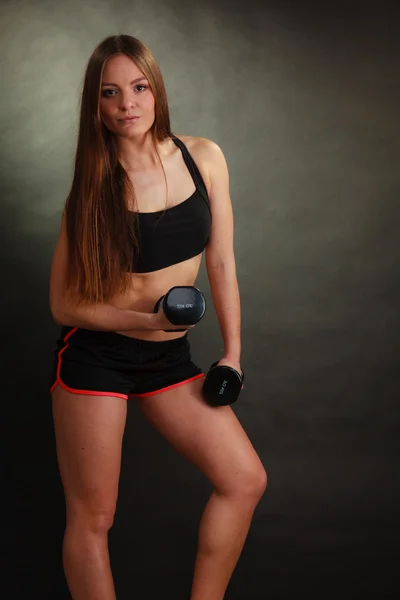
[{"xmin": 49, "ymin": 211, "xmax": 159, "ymax": 331}]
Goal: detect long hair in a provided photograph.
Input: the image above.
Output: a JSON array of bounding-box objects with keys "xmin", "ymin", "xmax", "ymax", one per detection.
[{"xmin": 64, "ymin": 34, "xmax": 173, "ymax": 306}]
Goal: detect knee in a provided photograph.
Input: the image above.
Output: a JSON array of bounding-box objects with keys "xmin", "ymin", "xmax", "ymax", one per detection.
[
  {"xmin": 222, "ymin": 462, "xmax": 267, "ymax": 503},
  {"xmin": 87, "ymin": 510, "xmax": 116, "ymax": 535},
  {"xmin": 66, "ymin": 501, "xmax": 117, "ymax": 536},
  {"xmin": 241, "ymin": 464, "xmax": 267, "ymax": 502}
]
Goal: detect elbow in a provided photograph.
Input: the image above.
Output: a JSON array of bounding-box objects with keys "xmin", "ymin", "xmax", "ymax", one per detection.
[
  {"xmin": 50, "ymin": 303, "xmax": 72, "ymax": 327},
  {"xmin": 205, "ymin": 246, "xmax": 236, "ymax": 272},
  {"xmin": 206, "ymin": 256, "xmax": 237, "ymax": 273}
]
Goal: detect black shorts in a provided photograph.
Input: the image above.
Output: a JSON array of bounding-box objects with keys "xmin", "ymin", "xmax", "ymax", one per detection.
[{"xmin": 50, "ymin": 326, "xmax": 205, "ymax": 400}]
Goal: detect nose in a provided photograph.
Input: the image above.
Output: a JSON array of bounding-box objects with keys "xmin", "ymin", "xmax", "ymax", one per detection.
[{"xmin": 119, "ymin": 91, "xmax": 136, "ymax": 112}]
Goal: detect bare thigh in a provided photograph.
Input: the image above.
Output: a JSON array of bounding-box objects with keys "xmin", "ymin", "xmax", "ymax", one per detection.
[
  {"xmin": 136, "ymin": 379, "xmax": 266, "ymax": 494},
  {"xmin": 52, "ymin": 386, "xmax": 128, "ymax": 521}
]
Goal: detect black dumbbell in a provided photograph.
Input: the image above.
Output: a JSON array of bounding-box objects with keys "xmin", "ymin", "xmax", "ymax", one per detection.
[
  {"xmin": 154, "ymin": 286, "xmax": 206, "ymax": 332},
  {"xmin": 202, "ymin": 362, "xmax": 244, "ymax": 406}
]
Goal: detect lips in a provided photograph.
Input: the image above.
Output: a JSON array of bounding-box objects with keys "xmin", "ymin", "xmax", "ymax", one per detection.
[{"xmin": 122, "ymin": 116, "xmax": 140, "ymax": 121}]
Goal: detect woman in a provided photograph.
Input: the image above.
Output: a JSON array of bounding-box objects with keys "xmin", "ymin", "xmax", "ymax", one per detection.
[{"xmin": 49, "ymin": 34, "xmax": 267, "ymax": 600}]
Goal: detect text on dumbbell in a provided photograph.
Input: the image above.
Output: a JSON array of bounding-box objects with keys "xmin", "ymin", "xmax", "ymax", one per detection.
[{"xmin": 219, "ymin": 380, "xmax": 228, "ymax": 395}]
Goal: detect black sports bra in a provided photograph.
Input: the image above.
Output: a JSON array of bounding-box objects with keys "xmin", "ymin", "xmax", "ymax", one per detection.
[{"xmin": 130, "ymin": 136, "xmax": 212, "ymax": 273}]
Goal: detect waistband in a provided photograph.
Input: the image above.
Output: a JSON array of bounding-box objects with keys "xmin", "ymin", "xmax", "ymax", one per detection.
[{"xmin": 60, "ymin": 326, "xmax": 188, "ymax": 351}]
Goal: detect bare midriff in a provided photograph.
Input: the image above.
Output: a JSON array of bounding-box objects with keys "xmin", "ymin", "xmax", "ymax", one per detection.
[
  {"xmin": 110, "ymin": 252, "xmax": 203, "ymax": 341},
  {"xmin": 105, "ymin": 135, "xmax": 210, "ymax": 341}
]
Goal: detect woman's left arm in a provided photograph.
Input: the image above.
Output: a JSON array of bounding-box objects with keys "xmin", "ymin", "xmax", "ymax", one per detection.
[{"xmin": 202, "ymin": 139, "xmax": 241, "ymax": 370}]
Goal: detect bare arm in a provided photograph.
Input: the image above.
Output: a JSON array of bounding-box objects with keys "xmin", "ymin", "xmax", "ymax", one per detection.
[
  {"xmin": 52, "ymin": 301, "xmax": 158, "ymax": 331},
  {"xmin": 203, "ymin": 139, "xmax": 242, "ymax": 363},
  {"xmin": 49, "ymin": 211, "xmax": 159, "ymax": 331}
]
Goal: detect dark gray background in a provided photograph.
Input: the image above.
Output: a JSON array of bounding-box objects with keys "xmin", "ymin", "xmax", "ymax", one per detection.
[{"xmin": 4, "ymin": 0, "xmax": 399, "ymax": 597}]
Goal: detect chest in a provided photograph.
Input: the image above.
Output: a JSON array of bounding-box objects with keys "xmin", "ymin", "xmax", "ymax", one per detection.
[{"xmin": 125, "ymin": 152, "xmax": 199, "ymax": 213}]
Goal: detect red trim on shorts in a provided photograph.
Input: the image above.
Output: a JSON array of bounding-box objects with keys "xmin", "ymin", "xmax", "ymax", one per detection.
[
  {"xmin": 49, "ymin": 326, "xmax": 129, "ymax": 400},
  {"xmin": 132, "ymin": 373, "xmax": 206, "ymax": 398},
  {"xmin": 51, "ymin": 379, "xmax": 129, "ymax": 400},
  {"xmin": 50, "ymin": 327, "xmax": 204, "ymax": 400}
]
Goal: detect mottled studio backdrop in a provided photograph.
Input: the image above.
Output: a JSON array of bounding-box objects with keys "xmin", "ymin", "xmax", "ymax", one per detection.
[{"xmin": 4, "ymin": 0, "xmax": 399, "ymax": 598}]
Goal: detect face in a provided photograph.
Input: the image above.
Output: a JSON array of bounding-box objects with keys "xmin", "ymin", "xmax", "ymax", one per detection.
[{"xmin": 99, "ymin": 53, "xmax": 155, "ymax": 137}]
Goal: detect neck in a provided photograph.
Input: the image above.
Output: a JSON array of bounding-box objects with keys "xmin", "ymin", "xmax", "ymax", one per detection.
[{"xmin": 117, "ymin": 132, "xmax": 169, "ymax": 172}]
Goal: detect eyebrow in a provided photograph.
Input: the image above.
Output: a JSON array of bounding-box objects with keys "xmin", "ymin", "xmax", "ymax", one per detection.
[{"xmin": 101, "ymin": 76, "xmax": 148, "ymax": 87}]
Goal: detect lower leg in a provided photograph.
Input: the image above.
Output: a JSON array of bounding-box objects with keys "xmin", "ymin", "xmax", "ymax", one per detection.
[
  {"xmin": 63, "ymin": 520, "xmax": 116, "ymax": 600},
  {"xmin": 190, "ymin": 489, "xmax": 263, "ymax": 600}
]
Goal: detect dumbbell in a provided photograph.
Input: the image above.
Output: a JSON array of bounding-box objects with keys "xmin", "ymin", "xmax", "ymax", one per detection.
[
  {"xmin": 202, "ymin": 362, "xmax": 244, "ymax": 406},
  {"xmin": 154, "ymin": 286, "xmax": 206, "ymax": 332}
]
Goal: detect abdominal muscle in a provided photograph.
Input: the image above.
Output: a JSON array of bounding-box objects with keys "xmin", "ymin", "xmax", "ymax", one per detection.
[{"xmin": 110, "ymin": 252, "xmax": 203, "ymax": 341}]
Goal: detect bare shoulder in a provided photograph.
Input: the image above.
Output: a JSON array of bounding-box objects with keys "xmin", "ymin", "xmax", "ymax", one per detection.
[
  {"xmin": 173, "ymin": 134, "xmax": 227, "ymax": 192},
  {"xmin": 174, "ymin": 133, "xmax": 223, "ymax": 159}
]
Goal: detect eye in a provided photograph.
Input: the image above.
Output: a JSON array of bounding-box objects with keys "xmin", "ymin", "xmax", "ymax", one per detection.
[
  {"xmin": 101, "ymin": 89, "xmax": 116, "ymax": 98},
  {"xmin": 100, "ymin": 84, "xmax": 148, "ymax": 98}
]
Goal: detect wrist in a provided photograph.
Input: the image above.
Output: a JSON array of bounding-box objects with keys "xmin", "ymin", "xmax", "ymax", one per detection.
[
  {"xmin": 147, "ymin": 312, "xmax": 161, "ymax": 330},
  {"xmin": 222, "ymin": 352, "xmax": 241, "ymax": 363}
]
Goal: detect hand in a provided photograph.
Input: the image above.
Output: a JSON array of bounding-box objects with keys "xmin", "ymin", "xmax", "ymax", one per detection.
[
  {"xmin": 216, "ymin": 356, "xmax": 242, "ymax": 377},
  {"xmin": 153, "ymin": 304, "xmax": 196, "ymax": 332},
  {"xmin": 202, "ymin": 356, "xmax": 244, "ymax": 406},
  {"xmin": 153, "ymin": 286, "xmax": 205, "ymax": 332}
]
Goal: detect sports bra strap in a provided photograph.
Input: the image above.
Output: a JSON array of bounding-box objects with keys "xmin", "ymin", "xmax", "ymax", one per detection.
[{"xmin": 171, "ymin": 136, "xmax": 209, "ymax": 206}]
